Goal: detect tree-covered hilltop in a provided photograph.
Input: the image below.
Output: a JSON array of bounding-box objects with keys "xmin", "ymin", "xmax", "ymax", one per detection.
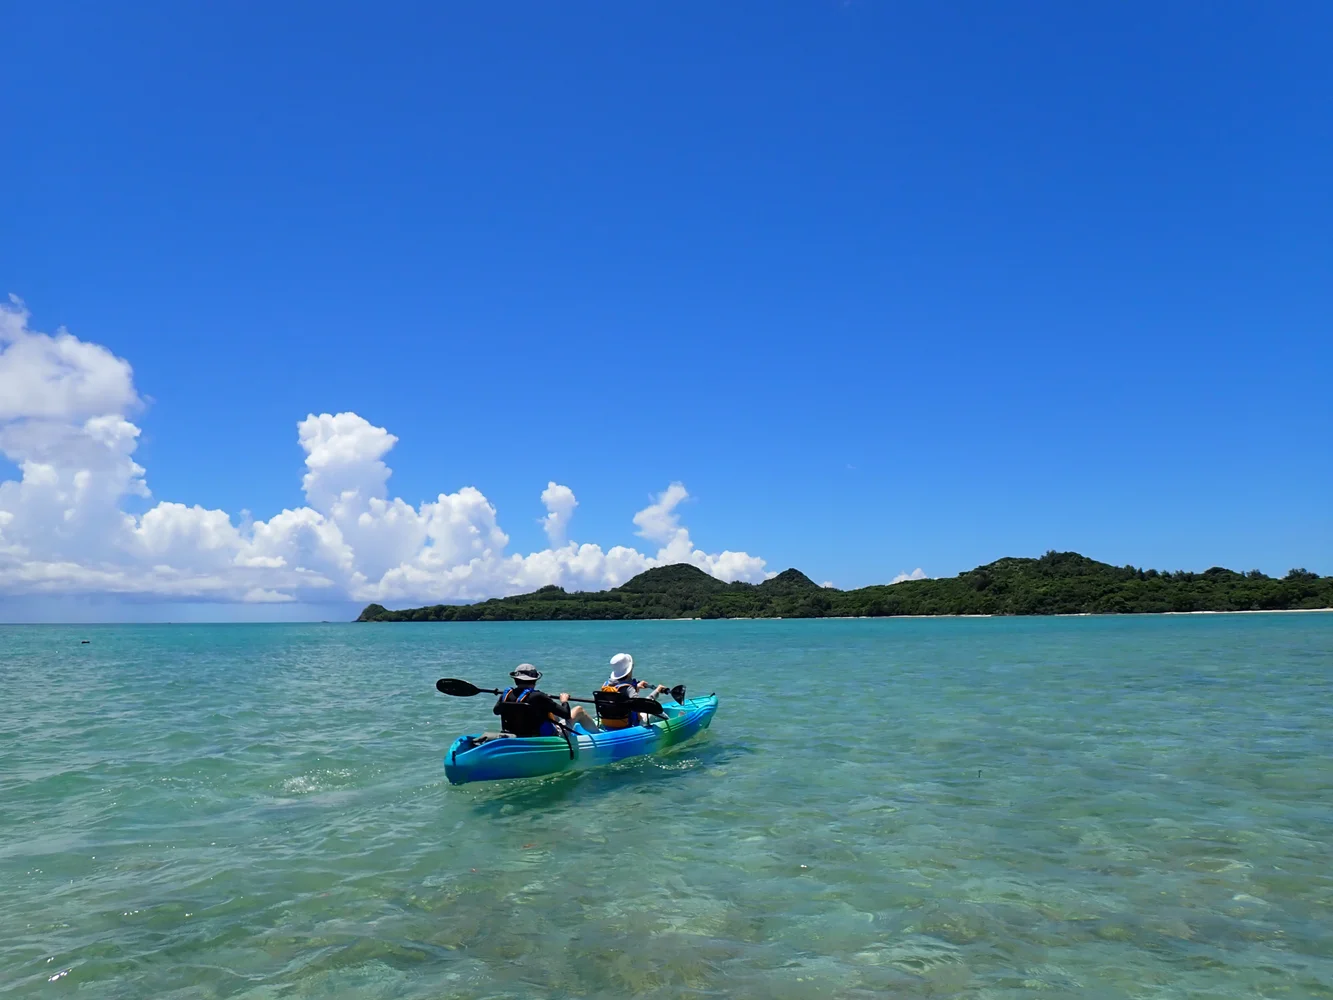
[{"xmin": 356, "ymin": 552, "xmax": 1333, "ymax": 621}]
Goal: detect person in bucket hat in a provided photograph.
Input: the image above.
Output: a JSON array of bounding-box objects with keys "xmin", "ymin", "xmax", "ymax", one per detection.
[
  {"xmin": 493, "ymin": 663, "xmax": 573, "ymax": 737},
  {"xmin": 509, "ymin": 663, "xmax": 544, "ymax": 684}
]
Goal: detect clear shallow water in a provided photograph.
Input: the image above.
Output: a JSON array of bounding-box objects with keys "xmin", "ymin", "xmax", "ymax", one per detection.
[{"xmin": 2, "ymin": 615, "xmax": 1331, "ymax": 999}]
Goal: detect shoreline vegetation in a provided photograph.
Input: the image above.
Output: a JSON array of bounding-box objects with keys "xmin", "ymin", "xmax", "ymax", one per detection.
[{"xmin": 356, "ymin": 552, "xmax": 1332, "ymax": 622}]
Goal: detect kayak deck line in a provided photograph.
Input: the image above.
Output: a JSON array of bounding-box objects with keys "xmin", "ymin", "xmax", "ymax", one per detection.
[{"xmin": 444, "ymin": 694, "xmax": 719, "ymax": 785}]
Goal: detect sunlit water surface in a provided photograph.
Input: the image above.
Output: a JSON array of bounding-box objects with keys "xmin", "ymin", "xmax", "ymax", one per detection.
[{"xmin": 2, "ymin": 615, "xmax": 1331, "ymax": 998}]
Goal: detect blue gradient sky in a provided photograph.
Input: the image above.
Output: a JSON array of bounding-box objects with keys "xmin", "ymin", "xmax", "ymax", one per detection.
[{"xmin": 3, "ymin": 1, "xmax": 1330, "ymax": 614}]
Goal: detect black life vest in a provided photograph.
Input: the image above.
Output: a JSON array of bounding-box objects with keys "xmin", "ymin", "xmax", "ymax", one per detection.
[{"xmin": 495, "ymin": 686, "xmax": 560, "ymax": 737}]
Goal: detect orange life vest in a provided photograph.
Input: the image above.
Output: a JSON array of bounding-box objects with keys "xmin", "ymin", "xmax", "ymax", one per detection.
[{"xmin": 597, "ymin": 680, "xmax": 639, "ymax": 729}]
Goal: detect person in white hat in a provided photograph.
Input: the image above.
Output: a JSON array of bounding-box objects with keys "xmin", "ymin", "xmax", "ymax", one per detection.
[
  {"xmin": 593, "ymin": 653, "xmax": 668, "ymax": 730},
  {"xmin": 606, "ymin": 653, "xmax": 666, "ymax": 695},
  {"xmin": 547, "ymin": 657, "xmax": 639, "ymax": 734}
]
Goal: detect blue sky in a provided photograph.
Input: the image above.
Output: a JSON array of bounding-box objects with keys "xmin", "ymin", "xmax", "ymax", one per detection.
[{"xmin": 2, "ymin": 1, "xmax": 1330, "ymax": 619}]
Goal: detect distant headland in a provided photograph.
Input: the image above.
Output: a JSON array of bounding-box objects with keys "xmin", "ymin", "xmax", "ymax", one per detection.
[{"xmin": 356, "ymin": 551, "xmax": 1332, "ymax": 621}]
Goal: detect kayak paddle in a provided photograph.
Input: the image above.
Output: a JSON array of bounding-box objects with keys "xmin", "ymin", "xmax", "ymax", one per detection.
[
  {"xmin": 436, "ymin": 677, "xmax": 501, "ymax": 697},
  {"xmin": 435, "ymin": 677, "xmax": 666, "ymax": 716}
]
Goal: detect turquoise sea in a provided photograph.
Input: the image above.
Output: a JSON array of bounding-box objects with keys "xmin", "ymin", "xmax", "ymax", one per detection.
[{"xmin": 2, "ymin": 615, "xmax": 1331, "ymax": 999}]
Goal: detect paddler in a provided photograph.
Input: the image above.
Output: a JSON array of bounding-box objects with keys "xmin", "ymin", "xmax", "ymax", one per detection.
[
  {"xmin": 556, "ymin": 653, "xmax": 669, "ymax": 733},
  {"xmin": 494, "ymin": 664, "xmax": 574, "ymax": 737},
  {"xmin": 594, "ymin": 653, "xmax": 669, "ymax": 730}
]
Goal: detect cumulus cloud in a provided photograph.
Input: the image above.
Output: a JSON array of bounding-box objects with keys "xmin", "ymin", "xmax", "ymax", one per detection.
[
  {"xmin": 0, "ymin": 296, "xmax": 138, "ymax": 422},
  {"xmin": 632, "ymin": 483, "xmax": 768, "ymax": 584},
  {"xmin": 540, "ymin": 482, "xmax": 577, "ymax": 547},
  {"xmin": 891, "ymin": 568, "xmax": 927, "ymax": 584},
  {"xmin": 0, "ymin": 299, "xmax": 771, "ymax": 605}
]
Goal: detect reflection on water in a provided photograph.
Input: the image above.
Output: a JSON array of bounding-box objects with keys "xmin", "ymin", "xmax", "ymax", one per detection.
[{"xmin": 1, "ymin": 614, "xmax": 1331, "ymax": 998}]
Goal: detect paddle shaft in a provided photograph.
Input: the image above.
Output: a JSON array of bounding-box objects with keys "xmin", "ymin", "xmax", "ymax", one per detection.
[
  {"xmin": 465, "ymin": 686, "xmax": 601, "ymax": 707},
  {"xmin": 435, "ymin": 677, "xmax": 683, "ymax": 710},
  {"xmin": 503, "ymin": 689, "xmax": 673, "ymax": 714},
  {"xmin": 446, "ymin": 682, "xmax": 674, "ymax": 707}
]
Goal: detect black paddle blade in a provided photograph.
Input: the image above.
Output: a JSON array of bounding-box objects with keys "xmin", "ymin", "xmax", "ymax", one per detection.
[
  {"xmin": 627, "ymin": 697, "xmax": 667, "ymax": 717},
  {"xmin": 437, "ymin": 678, "xmax": 486, "ymax": 697},
  {"xmin": 669, "ymin": 684, "xmax": 687, "ymax": 705}
]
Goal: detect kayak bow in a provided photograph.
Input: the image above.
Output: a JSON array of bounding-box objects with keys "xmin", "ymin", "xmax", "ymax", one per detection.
[{"xmin": 443, "ymin": 695, "xmax": 718, "ymax": 785}]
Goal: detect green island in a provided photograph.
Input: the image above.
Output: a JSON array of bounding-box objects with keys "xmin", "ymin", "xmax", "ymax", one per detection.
[{"xmin": 356, "ymin": 551, "xmax": 1332, "ymax": 621}]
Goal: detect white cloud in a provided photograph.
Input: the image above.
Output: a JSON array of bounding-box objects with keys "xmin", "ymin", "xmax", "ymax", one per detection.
[
  {"xmin": 0, "ymin": 296, "xmax": 138, "ymax": 422},
  {"xmin": 298, "ymin": 411, "xmax": 397, "ymax": 513},
  {"xmin": 633, "ymin": 482, "xmax": 690, "ymax": 546},
  {"xmin": 0, "ymin": 300, "xmax": 772, "ymax": 606},
  {"xmin": 243, "ymin": 587, "xmax": 297, "ymax": 604},
  {"xmin": 632, "ymin": 482, "xmax": 769, "ymax": 584},
  {"xmin": 891, "ymin": 568, "xmax": 927, "ymax": 584},
  {"xmin": 539, "ymin": 482, "xmax": 577, "ymax": 547}
]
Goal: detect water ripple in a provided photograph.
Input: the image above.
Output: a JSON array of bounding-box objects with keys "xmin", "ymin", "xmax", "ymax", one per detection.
[{"xmin": 1, "ymin": 615, "xmax": 1331, "ymax": 998}]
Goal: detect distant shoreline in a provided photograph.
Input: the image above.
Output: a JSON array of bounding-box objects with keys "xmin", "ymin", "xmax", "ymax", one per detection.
[
  {"xmin": 362, "ymin": 606, "xmax": 1333, "ymax": 623},
  {"xmin": 2, "ymin": 606, "xmax": 1330, "ymax": 626},
  {"xmin": 644, "ymin": 609, "xmax": 1333, "ymax": 620},
  {"xmin": 358, "ymin": 553, "xmax": 1333, "ymax": 623}
]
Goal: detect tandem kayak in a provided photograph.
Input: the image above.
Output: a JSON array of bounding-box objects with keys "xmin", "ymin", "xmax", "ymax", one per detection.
[{"xmin": 444, "ymin": 694, "xmax": 718, "ymax": 785}]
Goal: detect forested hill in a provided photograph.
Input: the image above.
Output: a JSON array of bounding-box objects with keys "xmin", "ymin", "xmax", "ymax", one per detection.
[{"xmin": 356, "ymin": 552, "xmax": 1333, "ymax": 621}]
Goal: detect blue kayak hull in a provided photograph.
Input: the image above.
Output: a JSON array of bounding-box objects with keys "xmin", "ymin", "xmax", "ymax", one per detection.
[{"xmin": 444, "ymin": 695, "xmax": 718, "ymax": 785}]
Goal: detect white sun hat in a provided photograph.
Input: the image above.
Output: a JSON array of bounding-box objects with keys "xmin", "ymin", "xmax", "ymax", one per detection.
[{"xmin": 608, "ymin": 653, "xmax": 634, "ymax": 682}]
